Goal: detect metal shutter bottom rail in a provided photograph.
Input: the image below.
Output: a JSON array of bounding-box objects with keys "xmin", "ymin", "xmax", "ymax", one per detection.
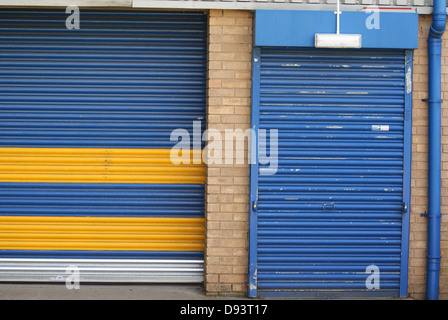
[{"xmin": 0, "ymin": 258, "xmax": 203, "ymax": 283}]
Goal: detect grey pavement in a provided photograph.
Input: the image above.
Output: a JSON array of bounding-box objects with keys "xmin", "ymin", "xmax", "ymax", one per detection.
[{"xmin": 0, "ymin": 283, "xmax": 249, "ymax": 300}]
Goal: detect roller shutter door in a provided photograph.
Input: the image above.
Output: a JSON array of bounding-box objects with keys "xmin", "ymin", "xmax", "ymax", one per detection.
[
  {"xmin": 249, "ymin": 48, "xmax": 412, "ymax": 298},
  {"xmin": 0, "ymin": 10, "xmax": 206, "ymax": 283}
]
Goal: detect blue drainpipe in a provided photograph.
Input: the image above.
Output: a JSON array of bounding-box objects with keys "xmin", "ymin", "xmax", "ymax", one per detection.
[{"xmin": 427, "ymin": 0, "xmax": 446, "ymax": 300}]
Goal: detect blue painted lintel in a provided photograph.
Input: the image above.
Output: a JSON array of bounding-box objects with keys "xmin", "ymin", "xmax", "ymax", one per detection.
[{"xmin": 255, "ymin": 10, "xmax": 418, "ymax": 49}]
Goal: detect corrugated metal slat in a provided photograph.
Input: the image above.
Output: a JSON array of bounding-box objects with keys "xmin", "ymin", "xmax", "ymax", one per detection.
[
  {"xmin": 0, "ymin": 148, "xmax": 204, "ymax": 184},
  {"xmin": 0, "ymin": 259, "xmax": 204, "ymax": 283},
  {"xmin": 0, "ymin": 216, "xmax": 204, "ymax": 251}
]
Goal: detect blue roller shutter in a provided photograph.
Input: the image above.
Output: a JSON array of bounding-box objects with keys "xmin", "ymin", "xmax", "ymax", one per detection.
[
  {"xmin": 250, "ymin": 48, "xmax": 412, "ymax": 298},
  {"xmin": 0, "ymin": 9, "xmax": 206, "ymax": 283}
]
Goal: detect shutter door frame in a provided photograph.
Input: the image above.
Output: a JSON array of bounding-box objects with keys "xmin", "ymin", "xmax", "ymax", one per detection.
[
  {"xmin": 249, "ymin": 47, "xmax": 412, "ymax": 298},
  {"xmin": 0, "ymin": 9, "xmax": 207, "ymax": 284}
]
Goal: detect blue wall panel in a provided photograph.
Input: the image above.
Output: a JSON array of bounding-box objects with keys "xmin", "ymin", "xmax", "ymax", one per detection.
[{"xmin": 255, "ymin": 10, "xmax": 418, "ymax": 49}]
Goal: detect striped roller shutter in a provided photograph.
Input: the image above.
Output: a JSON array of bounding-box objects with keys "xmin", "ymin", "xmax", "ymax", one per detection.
[
  {"xmin": 0, "ymin": 9, "xmax": 206, "ymax": 283},
  {"xmin": 249, "ymin": 48, "xmax": 412, "ymax": 298}
]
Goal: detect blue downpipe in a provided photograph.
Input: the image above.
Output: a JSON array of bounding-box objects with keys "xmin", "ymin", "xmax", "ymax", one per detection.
[{"xmin": 427, "ymin": 0, "xmax": 446, "ymax": 300}]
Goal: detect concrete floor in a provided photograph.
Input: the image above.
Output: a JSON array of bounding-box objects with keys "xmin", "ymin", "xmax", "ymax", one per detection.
[{"xmin": 0, "ymin": 283, "xmax": 248, "ymax": 300}]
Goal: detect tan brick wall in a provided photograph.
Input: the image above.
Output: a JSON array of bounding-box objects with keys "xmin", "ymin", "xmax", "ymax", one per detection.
[
  {"xmin": 409, "ymin": 14, "xmax": 448, "ymax": 300},
  {"xmin": 204, "ymin": 12, "xmax": 448, "ymax": 299},
  {"xmin": 204, "ymin": 9, "xmax": 253, "ymax": 296}
]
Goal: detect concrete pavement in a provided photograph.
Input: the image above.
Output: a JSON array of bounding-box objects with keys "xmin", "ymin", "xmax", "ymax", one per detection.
[{"xmin": 0, "ymin": 283, "xmax": 249, "ymax": 300}]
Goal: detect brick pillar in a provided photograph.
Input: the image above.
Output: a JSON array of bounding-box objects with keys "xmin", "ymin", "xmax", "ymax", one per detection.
[
  {"xmin": 204, "ymin": 9, "xmax": 253, "ymax": 296},
  {"xmin": 409, "ymin": 14, "xmax": 448, "ymax": 299}
]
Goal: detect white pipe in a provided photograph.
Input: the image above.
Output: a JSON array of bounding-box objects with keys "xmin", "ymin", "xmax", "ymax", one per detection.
[{"xmin": 336, "ymin": 0, "xmax": 340, "ymax": 34}]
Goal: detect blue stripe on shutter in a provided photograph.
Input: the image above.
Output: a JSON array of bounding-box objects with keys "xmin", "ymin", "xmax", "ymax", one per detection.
[
  {"xmin": 0, "ymin": 9, "xmax": 206, "ymax": 149},
  {"xmin": 0, "ymin": 183, "xmax": 204, "ymax": 217}
]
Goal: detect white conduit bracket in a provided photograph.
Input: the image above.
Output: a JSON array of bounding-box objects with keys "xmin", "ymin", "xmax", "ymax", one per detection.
[{"xmin": 315, "ymin": 0, "xmax": 362, "ymax": 48}]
